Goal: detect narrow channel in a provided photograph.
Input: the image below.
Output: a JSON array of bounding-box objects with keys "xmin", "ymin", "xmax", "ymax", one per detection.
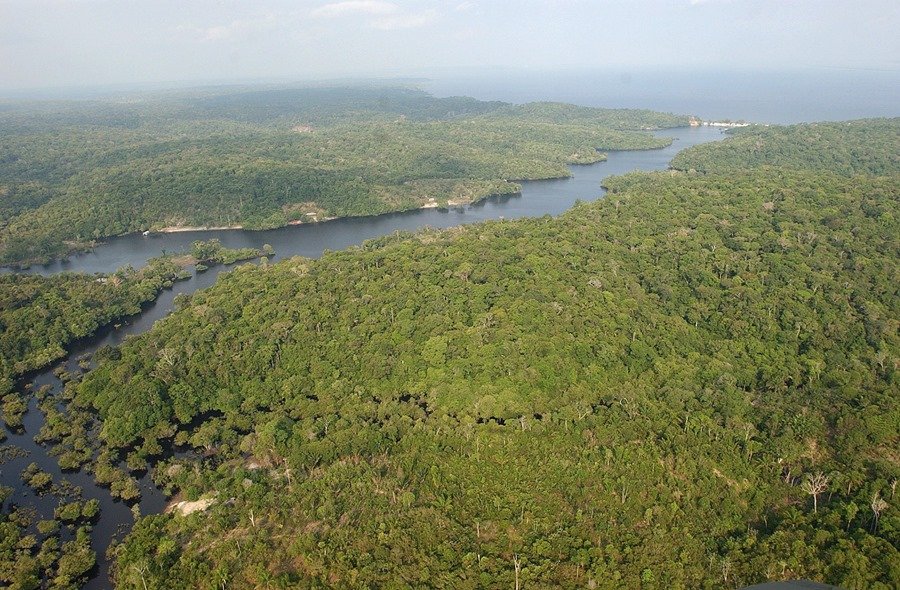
[{"xmin": 0, "ymin": 125, "xmax": 725, "ymax": 588}]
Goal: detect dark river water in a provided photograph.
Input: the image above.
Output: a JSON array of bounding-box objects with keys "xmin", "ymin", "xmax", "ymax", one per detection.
[
  {"xmin": 20, "ymin": 126, "xmax": 723, "ymax": 277},
  {"xmin": 0, "ymin": 125, "xmax": 724, "ymax": 588}
]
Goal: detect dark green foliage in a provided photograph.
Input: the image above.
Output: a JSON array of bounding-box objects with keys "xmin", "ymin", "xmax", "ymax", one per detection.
[
  {"xmin": 190, "ymin": 239, "xmax": 263, "ymax": 266},
  {"xmin": 72, "ymin": 121, "xmax": 898, "ymax": 588},
  {"xmin": 0, "ymin": 86, "xmax": 686, "ymax": 265},
  {"xmin": 671, "ymin": 118, "xmax": 900, "ymax": 175},
  {"xmin": 0, "ymin": 256, "xmax": 194, "ymax": 446},
  {"xmin": 0, "ymin": 256, "xmax": 188, "ymax": 407},
  {"xmin": 52, "ymin": 528, "xmax": 95, "ymax": 589},
  {"xmin": 0, "ymin": 513, "xmax": 42, "ymax": 590}
]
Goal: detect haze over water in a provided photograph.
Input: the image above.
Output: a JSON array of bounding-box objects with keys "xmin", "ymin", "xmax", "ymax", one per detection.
[{"xmin": 424, "ymin": 68, "xmax": 900, "ymax": 125}]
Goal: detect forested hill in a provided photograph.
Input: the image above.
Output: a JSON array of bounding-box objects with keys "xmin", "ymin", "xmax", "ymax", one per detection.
[
  {"xmin": 0, "ymin": 86, "xmax": 688, "ymax": 266},
  {"xmin": 0, "ymin": 86, "xmax": 689, "ymax": 131},
  {"xmin": 0, "ymin": 87, "xmax": 506, "ymax": 131},
  {"xmin": 671, "ymin": 118, "xmax": 900, "ymax": 175},
  {"xmin": 62, "ymin": 122, "xmax": 899, "ymax": 588}
]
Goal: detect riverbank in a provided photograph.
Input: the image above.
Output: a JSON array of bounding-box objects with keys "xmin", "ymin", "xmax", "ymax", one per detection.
[
  {"xmin": 157, "ymin": 225, "xmax": 243, "ymax": 233},
  {"xmin": 0, "ymin": 139, "xmax": 666, "ymax": 269},
  {"xmin": 3, "ymin": 127, "xmax": 725, "ymax": 277},
  {"xmin": 136, "ymin": 185, "xmax": 525, "ymax": 237},
  {"xmin": 0, "ymin": 125, "xmax": 725, "ymax": 588}
]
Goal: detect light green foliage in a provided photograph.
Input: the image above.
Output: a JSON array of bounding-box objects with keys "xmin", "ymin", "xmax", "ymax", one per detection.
[
  {"xmin": 71, "ymin": 121, "xmax": 898, "ymax": 588},
  {"xmin": 53, "ymin": 499, "xmax": 100, "ymax": 524},
  {"xmin": 21, "ymin": 463, "xmax": 53, "ymax": 493},
  {"xmin": 0, "ymin": 86, "xmax": 686, "ymax": 265},
  {"xmin": 51, "ymin": 529, "xmax": 95, "ymax": 590},
  {"xmin": 1, "ymin": 390, "xmax": 27, "ymax": 429},
  {"xmin": 495, "ymin": 101, "xmax": 689, "ymax": 130},
  {"xmin": 36, "ymin": 520, "xmax": 59, "ymax": 536}
]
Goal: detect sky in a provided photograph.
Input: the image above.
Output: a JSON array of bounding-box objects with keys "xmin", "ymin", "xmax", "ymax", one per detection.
[{"xmin": 1, "ymin": 0, "xmax": 898, "ymax": 90}]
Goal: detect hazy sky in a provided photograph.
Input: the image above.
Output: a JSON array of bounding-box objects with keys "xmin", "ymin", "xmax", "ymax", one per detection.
[{"xmin": 1, "ymin": 0, "xmax": 898, "ymax": 90}]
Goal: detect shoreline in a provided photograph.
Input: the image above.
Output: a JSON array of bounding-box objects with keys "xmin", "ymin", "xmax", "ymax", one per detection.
[
  {"xmin": 157, "ymin": 225, "xmax": 244, "ymax": 233},
  {"xmin": 147, "ymin": 188, "xmax": 525, "ymax": 236},
  {"xmin": 0, "ymin": 124, "xmax": 725, "ymax": 589},
  {"xmin": 3, "ymin": 128, "xmax": 691, "ymax": 269}
]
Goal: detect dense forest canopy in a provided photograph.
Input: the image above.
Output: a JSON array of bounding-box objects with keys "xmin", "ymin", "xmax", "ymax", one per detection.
[
  {"xmin": 0, "ymin": 259, "xmax": 187, "ymax": 402},
  {"xmin": 671, "ymin": 118, "xmax": 900, "ymax": 175},
  {"xmin": 0, "ymin": 240, "xmax": 264, "ymax": 426},
  {"xmin": 54, "ymin": 120, "xmax": 899, "ymax": 588},
  {"xmin": 0, "ymin": 242, "xmax": 269, "ymax": 587},
  {"xmin": 0, "ymin": 86, "xmax": 689, "ymax": 266}
]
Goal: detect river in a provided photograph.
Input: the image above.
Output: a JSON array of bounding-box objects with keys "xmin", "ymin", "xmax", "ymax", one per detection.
[{"xmin": 0, "ymin": 125, "xmax": 724, "ymax": 588}]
